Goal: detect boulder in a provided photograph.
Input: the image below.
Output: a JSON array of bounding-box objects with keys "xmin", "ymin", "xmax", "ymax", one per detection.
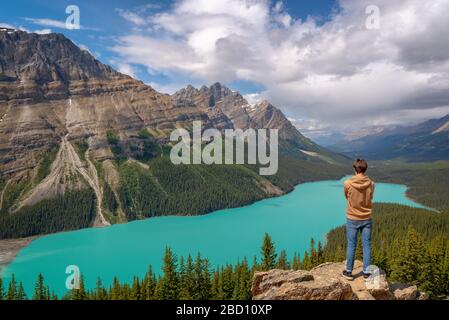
[
  {"xmin": 252, "ymin": 260, "xmax": 415, "ymax": 300},
  {"xmin": 252, "ymin": 269, "xmax": 354, "ymax": 300},
  {"xmin": 391, "ymin": 283, "xmax": 418, "ymax": 300}
]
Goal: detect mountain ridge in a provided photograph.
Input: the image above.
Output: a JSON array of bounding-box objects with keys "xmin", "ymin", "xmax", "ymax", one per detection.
[
  {"xmin": 0, "ymin": 29, "xmax": 347, "ymax": 239},
  {"xmin": 330, "ymin": 114, "xmax": 449, "ymax": 161}
]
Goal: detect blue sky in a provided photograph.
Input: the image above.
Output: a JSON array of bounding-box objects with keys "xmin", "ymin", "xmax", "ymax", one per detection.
[
  {"xmin": 1, "ymin": 0, "xmax": 337, "ymax": 94},
  {"xmin": 2, "ymin": 0, "xmax": 449, "ymax": 138}
]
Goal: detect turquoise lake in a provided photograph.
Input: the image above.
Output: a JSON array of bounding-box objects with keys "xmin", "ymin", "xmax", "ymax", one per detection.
[{"xmin": 2, "ymin": 177, "xmax": 427, "ymax": 296}]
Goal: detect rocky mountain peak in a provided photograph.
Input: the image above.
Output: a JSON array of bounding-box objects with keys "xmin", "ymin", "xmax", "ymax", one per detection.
[{"xmin": 0, "ymin": 30, "xmax": 125, "ymax": 84}]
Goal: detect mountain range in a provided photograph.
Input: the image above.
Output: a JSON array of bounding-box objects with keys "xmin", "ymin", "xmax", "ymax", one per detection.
[
  {"xmin": 0, "ymin": 29, "xmax": 348, "ymax": 239},
  {"xmin": 330, "ymin": 114, "xmax": 449, "ymax": 161}
]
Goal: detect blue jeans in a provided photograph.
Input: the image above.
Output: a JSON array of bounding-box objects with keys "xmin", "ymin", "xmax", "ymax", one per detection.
[{"xmin": 346, "ymin": 218, "xmax": 372, "ymax": 274}]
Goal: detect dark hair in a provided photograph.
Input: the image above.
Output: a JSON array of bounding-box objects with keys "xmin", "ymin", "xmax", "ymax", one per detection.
[{"xmin": 353, "ymin": 159, "xmax": 368, "ymax": 174}]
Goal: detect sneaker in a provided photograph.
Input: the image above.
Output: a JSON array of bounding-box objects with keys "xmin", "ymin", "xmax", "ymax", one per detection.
[
  {"xmin": 363, "ymin": 273, "xmax": 371, "ymax": 280},
  {"xmin": 342, "ymin": 270, "xmax": 354, "ymax": 281}
]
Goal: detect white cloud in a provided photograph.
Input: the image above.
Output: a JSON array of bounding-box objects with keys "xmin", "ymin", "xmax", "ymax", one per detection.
[
  {"xmin": 0, "ymin": 23, "xmax": 16, "ymax": 29},
  {"xmin": 33, "ymin": 28, "xmax": 52, "ymax": 34},
  {"xmin": 24, "ymin": 17, "xmax": 98, "ymax": 31},
  {"xmin": 243, "ymin": 93, "xmax": 264, "ymax": 105},
  {"xmin": 25, "ymin": 18, "xmax": 68, "ymax": 29},
  {"xmin": 116, "ymin": 8, "xmax": 147, "ymax": 26},
  {"xmin": 0, "ymin": 22, "xmax": 29, "ymax": 32},
  {"xmin": 116, "ymin": 63, "xmax": 137, "ymax": 78},
  {"xmin": 110, "ymin": 0, "xmax": 449, "ymax": 129}
]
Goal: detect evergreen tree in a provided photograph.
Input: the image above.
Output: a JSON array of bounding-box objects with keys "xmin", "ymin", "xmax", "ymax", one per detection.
[
  {"xmin": 301, "ymin": 251, "xmax": 311, "ymax": 270},
  {"xmin": 192, "ymin": 253, "xmax": 211, "ymax": 300},
  {"xmin": 7, "ymin": 274, "xmax": 17, "ymax": 300},
  {"xmin": 277, "ymin": 250, "xmax": 289, "ymax": 270},
  {"xmin": 110, "ymin": 276, "xmax": 122, "ymax": 300},
  {"xmin": 292, "ymin": 253, "xmax": 300, "ymax": 270},
  {"xmin": 251, "ymin": 256, "xmax": 258, "ymax": 273},
  {"xmin": 130, "ymin": 276, "xmax": 141, "ymax": 300},
  {"xmin": 51, "ymin": 291, "xmax": 58, "ymax": 300},
  {"xmin": 235, "ymin": 258, "xmax": 251, "ymax": 300},
  {"xmin": 143, "ymin": 266, "xmax": 156, "ymax": 300},
  {"xmin": 16, "ymin": 282, "xmax": 27, "ymax": 300},
  {"xmin": 71, "ymin": 274, "xmax": 87, "ymax": 300},
  {"xmin": 94, "ymin": 278, "xmax": 107, "ymax": 300},
  {"xmin": 390, "ymin": 227, "xmax": 425, "ymax": 285},
  {"xmin": 32, "ymin": 273, "xmax": 46, "ymax": 300},
  {"xmin": 309, "ymin": 238, "xmax": 317, "ymax": 266},
  {"xmin": 317, "ymin": 241, "xmax": 324, "ymax": 265},
  {"xmin": 260, "ymin": 233, "xmax": 277, "ymax": 271},
  {"xmin": 0, "ymin": 277, "xmax": 4, "ymax": 300},
  {"xmin": 210, "ymin": 270, "xmax": 220, "ymax": 300},
  {"xmin": 46, "ymin": 286, "xmax": 51, "ymax": 301},
  {"xmin": 178, "ymin": 256, "xmax": 192, "ymax": 300},
  {"xmin": 157, "ymin": 247, "xmax": 179, "ymax": 300}
]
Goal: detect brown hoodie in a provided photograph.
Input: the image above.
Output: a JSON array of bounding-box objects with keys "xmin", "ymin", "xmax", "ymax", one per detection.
[{"xmin": 344, "ymin": 174, "xmax": 375, "ymax": 221}]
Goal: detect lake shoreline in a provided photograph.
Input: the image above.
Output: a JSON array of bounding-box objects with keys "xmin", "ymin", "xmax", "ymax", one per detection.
[{"xmin": 0, "ymin": 236, "xmax": 38, "ymax": 273}]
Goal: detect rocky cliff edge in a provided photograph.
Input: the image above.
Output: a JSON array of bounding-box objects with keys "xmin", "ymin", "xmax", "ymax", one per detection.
[{"xmin": 252, "ymin": 261, "xmax": 425, "ymax": 300}]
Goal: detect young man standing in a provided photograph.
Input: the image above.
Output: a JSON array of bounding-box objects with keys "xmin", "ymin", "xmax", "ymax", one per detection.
[{"xmin": 342, "ymin": 159, "xmax": 375, "ymax": 280}]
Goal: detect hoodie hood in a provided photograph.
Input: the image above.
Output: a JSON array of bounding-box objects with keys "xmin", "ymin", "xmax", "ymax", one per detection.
[{"xmin": 346, "ymin": 175, "xmax": 373, "ymax": 191}]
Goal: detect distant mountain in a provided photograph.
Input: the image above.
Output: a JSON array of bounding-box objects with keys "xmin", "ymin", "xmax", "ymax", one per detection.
[
  {"xmin": 330, "ymin": 115, "xmax": 449, "ymax": 161},
  {"xmin": 0, "ymin": 29, "xmax": 347, "ymax": 239},
  {"xmin": 172, "ymin": 83, "xmax": 348, "ymax": 163}
]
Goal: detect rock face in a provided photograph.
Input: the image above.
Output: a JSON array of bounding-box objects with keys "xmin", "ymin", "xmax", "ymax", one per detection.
[
  {"xmin": 252, "ymin": 261, "xmax": 420, "ymax": 300},
  {"xmin": 0, "ymin": 30, "xmax": 338, "ymax": 181},
  {"xmin": 172, "ymin": 83, "xmax": 330, "ymax": 155}
]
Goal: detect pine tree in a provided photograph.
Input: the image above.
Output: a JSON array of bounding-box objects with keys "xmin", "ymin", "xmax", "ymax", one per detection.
[
  {"xmin": 46, "ymin": 286, "xmax": 51, "ymax": 301},
  {"xmin": 260, "ymin": 233, "xmax": 277, "ymax": 271},
  {"xmin": 219, "ymin": 265, "xmax": 234, "ymax": 300},
  {"xmin": 211, "ymin": 270, "xmax": 220, "ymax": 300},
  {"xmin": 317, "ymin": 241, "xmax": 324, "ymax": 265},
  {"xmin": 33, "ymin": 273, "xmax": 46, "ymax": 300},
  {"xmin": 0, "ymin": 277, "xmax": 4, "ymax": 300},
  {"xmin": 94, "ymin": 278, "xmax": 107, "ymax": 300},
  {"xmin": 51, "ymin": 291, "xmax": 58, "ymax": 300},
  {"xmin": 16, "ymin": 282, "xmax": 27, "ymax": 300},
  {"xmin": 192, "ymin": 253, "xmax": 211, "ymax": 300},
  {"xmin": 251, "ymin": 256, "xmax": 258, "ymax": 273},
  {"xmin": 309, "ymin": 238, "xmax": 317, "ymax": 266},
  {"xmin": 390, "ymin": 227, "xmax": 425, "ymax": 285},
  {"xmin": 130, "ymin": 276, "xmax": 141, "ymax": 300},
  {"xmin": 301, "ymin": 251, "xmax": 311, "ymax": 270},
  {"xmin": 236, "ymin": 258, "xmax": 251, "ymax": 300},
  {"xmin": 292, "ymin": 252, "xmax": 300, "ymax": 270},
  {"xmin": 277, "ymin": 250, "xmax": 289, "ymax": 270},
  {"xmin": 178, "ymin": 256, "xmax": 191, "ymax": 300},
  {"xmin": 158, "ymin": 246, "xmax": 179, "ymax": 300},
  {"xmin": 143, "ymin": 266, "xmax": 156, "ymax": 300},
  {"xmin": 72, "ymin": 274, "xmax": 87, "ymax": 300},
  {"xmin": 110, "ymin": 276, "xmax": 121, "ymax": 300},
  {"xmin": 7, "ymin": 274, "xmax": 17, "ymax": 300}
]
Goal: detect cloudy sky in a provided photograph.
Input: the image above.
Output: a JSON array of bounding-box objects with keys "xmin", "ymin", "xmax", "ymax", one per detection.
[{"xmin": 2, "ymin": 0, "xmax": 449, "ymax": 139}]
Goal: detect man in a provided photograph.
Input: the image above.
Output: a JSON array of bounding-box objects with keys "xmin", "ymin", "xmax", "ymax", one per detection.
[{"xmin": 342, "ymin": 159, "xmax": 375, "ymax": 281}]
